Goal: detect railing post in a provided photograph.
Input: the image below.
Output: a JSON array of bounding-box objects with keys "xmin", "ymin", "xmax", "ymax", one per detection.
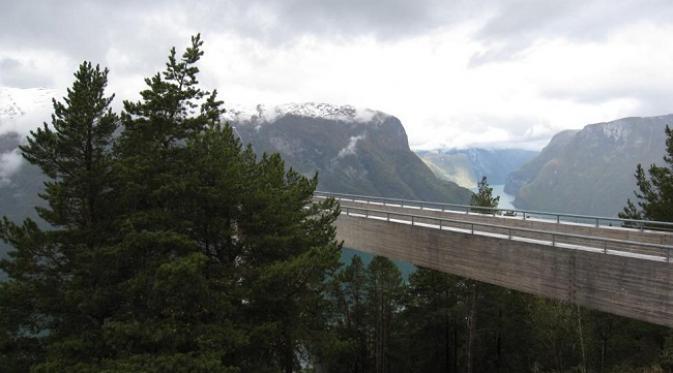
[
  {"xmin": 411, "ymin": 216, "xmax": 415, "ymax": 226},
  {"xmin": 603, "ymin": 240, "xmax": 607, "ymax": 254},
  {"xmin": 439, "ymin": 219, "xmax": 443, "ymax": 230},
  {"xmin": 523, "ymin": 213, "xmax": 527, "ymax": 221},
  {"xmin": 557, "ymin": 215, "xmax": 560, "ymax": 224},
  {"xmin": 386, "ymin": 212, "xmax": 390, "ymax": 222},
  {"xmin": 640, "ymin": 222, "xmax": 645, "ymax": 232},
  {"xmin": 365, "ymin": 210, "xmax": 368, "ymax": 218},
  {"xmin": 552, "ymin": 234, "xmax": 556, "ymax": 247},
  {"xmin": 595, "ymin": 218, "xmax": 599, "ymax": 228},
  {"xmin": 508, "ymin": 229, "xmax": 512, "ymax": 240},
  {"xmin": 471, "ymin": 223, "xmax": 474, "ymax": 235}
]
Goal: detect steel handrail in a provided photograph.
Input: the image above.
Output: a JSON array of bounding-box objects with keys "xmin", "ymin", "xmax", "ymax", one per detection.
[
  {"xmin": 339, "ymin": 205, "xmax": 673, "ymax": 260},
  {"xmin": 315, "ymin": 191, "xmax": 673, "ymax": 231}
]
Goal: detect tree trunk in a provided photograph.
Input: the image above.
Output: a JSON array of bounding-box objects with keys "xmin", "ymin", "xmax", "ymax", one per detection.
[
  {"xmin": 496, "ymin": 307, "xmax": 502, "ymax": 373},
  {"xmin": 466, "ymin": 283, "xmax": 478, "ymax": 373},
  {"xmin": 576, "ymin": 304, "xmax": 587, "ymax": 373}
]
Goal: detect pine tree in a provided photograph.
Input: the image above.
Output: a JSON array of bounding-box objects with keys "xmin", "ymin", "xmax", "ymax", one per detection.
[
  {"xmin": 619, "ymin": 126, "xmax": 673, "ymax": 225},
  {"xmin": 464, "ymin": 176, "xmax": 500, "ymax": 372},
  {"xmin": 107, "ymin": 34, "xmax": 342, "ymax": 372},
  {"xmin": 1, "ymin": 35, "xmax": 342, "ymax": 372},
  {"xmin": 0, "ymin": 62, "xmax": 119, "ymax": 370},
  {"xmin": 326, "ymin": 255, "xmax": 372, "ymax": 373},
  {"xmin": 470, "ymin": 176, "xmax": 499, "ymax": 214},
  {"xmin": 403, "ymin": 268, "xmax": 464, "ymax": 373},
  {"xmin": 365, "ymin": 256, "xmax": 405, "ymax": 373}
]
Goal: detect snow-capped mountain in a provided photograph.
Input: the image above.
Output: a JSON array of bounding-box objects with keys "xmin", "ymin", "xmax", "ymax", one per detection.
[
  {"xmin": 224, "ymin": 102, "xmax": 390, "ymax": 127},
  {"xmin": 0, "ymin": 91, "xmax": 471, "ymax": 227},
  {"xmin": 0, "ymin": 87, "xmax": 59, "ymax": 135},
  {"xmin": 231, "ymin": 104, "xmax": 471, "ymax": 202}
]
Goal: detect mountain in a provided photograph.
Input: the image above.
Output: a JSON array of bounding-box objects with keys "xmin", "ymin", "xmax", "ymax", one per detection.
[
  {"xmin": 230, "ymin": 103, "xmax": 472, "ymax": 202},
  {"xmin": 416, "ymin": 148, "xmax": 538, "ymax": 188},
  {"xmin": 0, "ymin": 87, "xmax": 56, "ymax": 225},
  {"xmin": 0, "ymin": 87, "xmax": 58, "ymax": 132},
  {"xmin": 0, "ymin": 97, "xmax": 472, "ymax": 266},
  {"xmin": 505, "ymin": 114, "xmax": 673, "ymax": 217},
  {"xmin": 504, "ymin": 130, "xmax": 578, "ymax": 195}
]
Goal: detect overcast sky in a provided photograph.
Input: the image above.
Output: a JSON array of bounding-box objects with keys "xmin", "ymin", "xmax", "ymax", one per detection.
[{"xmin": 1, "ymin": 0, "xmax": 673, "ymax": 150}]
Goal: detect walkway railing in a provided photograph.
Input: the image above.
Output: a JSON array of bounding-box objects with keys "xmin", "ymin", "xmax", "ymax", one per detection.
[
  {"xmin": 338, "ymin": 205, "xmax": 673, "ymax": 262},
  {"xmin": 315, "ymin": 191, "xmax": 673, "ymax": 232}
]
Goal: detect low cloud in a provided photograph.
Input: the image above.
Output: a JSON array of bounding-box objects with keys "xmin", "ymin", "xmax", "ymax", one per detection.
[
  {"xmin": 0, "ymin": 149, "xmax": 23, "ymax": 186},
  {"xmin": 1, "ymin": 1, "xmax": 673, "ymax": 151},
  {"xmin": 337, "ymin": 134, "xmax": 366, "ymax": 158}
]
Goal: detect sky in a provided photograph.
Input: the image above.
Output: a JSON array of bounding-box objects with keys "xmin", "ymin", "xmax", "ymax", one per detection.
[{"xmin": 1, "ymin": 0, "xmax": 673, "ymax": 150}]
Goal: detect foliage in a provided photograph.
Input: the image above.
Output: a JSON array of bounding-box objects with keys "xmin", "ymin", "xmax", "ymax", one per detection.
[
  {"xmin": 0, "ymin": 35, "xmax": 340, "ymax": 372},
  {"xmin": 470, "ymin": 176, "xmax": 499, "ymax": 214},
  {"xmin": 620, "ymin": 125, "xmax": 673, "ymax": 225},
  {"xmin": 328, "ymin": 257, "xmax": 671, "ymax": 373}
]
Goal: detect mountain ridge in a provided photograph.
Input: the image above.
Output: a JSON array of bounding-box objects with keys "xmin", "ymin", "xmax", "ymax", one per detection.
[{"xmin": 505, "ymin": 114, "xmax": 673, "ymax": 216}]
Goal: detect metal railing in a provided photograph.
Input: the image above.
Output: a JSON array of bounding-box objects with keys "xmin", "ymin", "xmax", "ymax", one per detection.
[
  {"xmin": 339, "ymin": 205, "xmax": 673, "ymax": 262},
  {"xmin": 315, "ymin": 191, "xmax": 673, "ymax": 232}
]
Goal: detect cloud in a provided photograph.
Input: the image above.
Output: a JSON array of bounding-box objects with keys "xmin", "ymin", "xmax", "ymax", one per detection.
[
  {"xmin": 470, "ymin": 0, "xmax": 673, "ymax": 64},
  {"xmin": 337, "ymin": 134, "xmax": 366, "ymax": 158},
  {"xmin": 0, "ymin": 57, "xmax": 58, "ymax": 88},
  {"xmin": 1, "ymin": 0, "xmax": 673, "ymax": 151},
  {"xmin": 0, "ymin": 148, "xmax": 23, "ymax": 186}
]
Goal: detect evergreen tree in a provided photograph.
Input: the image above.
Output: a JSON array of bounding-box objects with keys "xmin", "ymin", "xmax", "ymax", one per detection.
[
  {"xmin": 0, "ymin": 62, "xmax": 119, "ymax": 370},
  {"xmin": 463, "ymin": 176, "xmax": 500, "ymax": 372},
  {"xmin": 325, "ymin": 255, "xmax": 371, "ymax": 373},
  {"xmin": 1, "ymin": 35, "xmax": 341, "ymax": 372},
  {"xmin": 619, "ymin": 125, "xmax": 673, "ymax": 225},
  {"xmin": 108, "ymin": 34, "xmax": 342, "ymax": 372},
  {"xmin": 470, "ymin": 176, "xmax": 499, "ymax": 214},
  {"xmin": 402, "ymin": 268, "xmax": 465, "ymax": 373},
  {"xmin": 365, "ymin": 256, "xmax": 405, "ymax": 373}
]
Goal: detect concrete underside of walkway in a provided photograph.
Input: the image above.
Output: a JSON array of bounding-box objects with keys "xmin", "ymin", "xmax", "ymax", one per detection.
[{"xmin": 336, "ymin": 214, "xmax": 673, "ymax": 327}]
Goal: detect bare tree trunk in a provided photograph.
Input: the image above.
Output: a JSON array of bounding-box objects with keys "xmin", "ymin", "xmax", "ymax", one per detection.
[
  {"xmin": 576, "ymin": 304, "xmax": 587, "ymax": 373},
  {"xmin": 453, "ymin": 318, "xmax": 458, "ymax": 373},
  {"xmin": 446, "ymin": 310, "xmax": 451, "ymax": 373},
  {"xmin": 466, "ymin": 283, "xmax": 478, "ymax": 373},
  {"xmin": 496, "ymin": 307, "xmax": 502, "ymax": 373}
]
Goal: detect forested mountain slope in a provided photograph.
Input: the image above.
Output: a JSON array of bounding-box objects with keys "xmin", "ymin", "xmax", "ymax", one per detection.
[{"xmin": 505, "ymin": 115, "xmax": 673, "ymax": 216}]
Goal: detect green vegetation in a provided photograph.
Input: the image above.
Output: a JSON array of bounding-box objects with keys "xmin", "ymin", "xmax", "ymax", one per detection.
[
  {"xmin": 470, "ymin": 176, "xmax": 499, "ymax": 214},
  {"xmin": 0, "ymin": 35, "xmax": 340, "ymax": 372},
  {"xmin": 1, "ymin": 35, "xmax": 672, "ymax": 372},
  {"xmin": 506, "ymin": 116, "xmax": 673, "ymax": 217},
  {"xmin": 329, "ymin": 252, "xmax": 673, "ymax": 373},
  {"xmin": 620, "ymin": 125, "xmax": 673, "ymax": 223}
]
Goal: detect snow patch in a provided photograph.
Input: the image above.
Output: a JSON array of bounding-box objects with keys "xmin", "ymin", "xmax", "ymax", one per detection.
[
  {"xmin": 601, "ymin": 122, "xmax": 630, "ymax": 141},
  {"xmin": 0, "ymin": 87, "xmax": 60, "ymax": 135},
  {"xmin": 224, "ymin": 102, "xmax": 389, "ymax": 126}
]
